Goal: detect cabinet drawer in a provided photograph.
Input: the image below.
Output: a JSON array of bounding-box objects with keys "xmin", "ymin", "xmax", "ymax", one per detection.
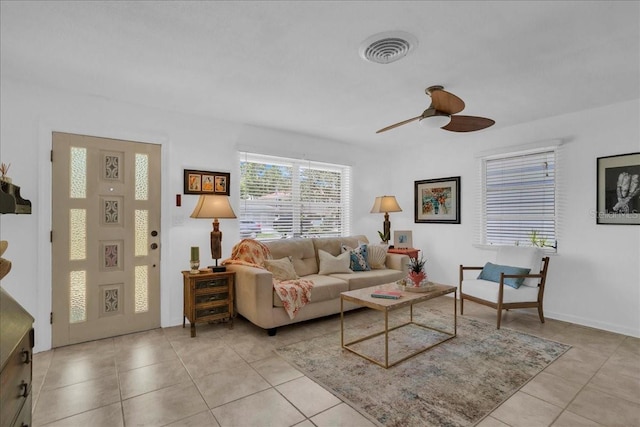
[
  {"xmin": 194, "ymin": 278, "xmax": 229, "ymax": 290},
  {"xmin": 196, "ymin": 304, "xmax": 230, "ymax": 320},
  {"xmin": 12, "ymin": 393, "xmax": 31, "ymax": 427},
  {"xmin": 195, "ymin": 290, "xmax": 229, "ymax": 306},
  {"xmin": 0, "ymin": 333, "xmax": 31, "ymax": 427}
]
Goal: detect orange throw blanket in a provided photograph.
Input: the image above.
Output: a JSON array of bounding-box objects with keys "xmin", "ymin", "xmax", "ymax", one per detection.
[{"xmin": 223, "ymin": 239, "xmax": 314, "ymax": 319}]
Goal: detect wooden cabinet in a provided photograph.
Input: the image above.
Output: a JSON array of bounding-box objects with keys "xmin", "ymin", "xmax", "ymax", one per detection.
[
  {"xmin": 0, "ymin": 288, "xmax": 34, "ymax": 427},
  {"xmin": 182, "ymin": 270, "xmax": 235, "ymax": 337}
]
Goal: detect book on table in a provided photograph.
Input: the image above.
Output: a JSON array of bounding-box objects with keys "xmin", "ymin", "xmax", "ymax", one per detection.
[{"xmin": 371, "ymin": 290, "xmax": 402, "ymax": 299}]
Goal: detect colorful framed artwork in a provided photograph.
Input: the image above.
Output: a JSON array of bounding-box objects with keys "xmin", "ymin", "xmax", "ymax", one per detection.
[
  {"xmin": 415, "ymin": 176, "xmax": 461, "ymax": 224},
  {"xmin": 596, "ymin": 152, "xmax": 640, "ymax": 225},
  {"xmin": 183, "ymin": 169, "xmax": 230, "ymax": 196},
  {"xmin": 393, "ymin": 230, "xmax": 413, "ymax": 249}
]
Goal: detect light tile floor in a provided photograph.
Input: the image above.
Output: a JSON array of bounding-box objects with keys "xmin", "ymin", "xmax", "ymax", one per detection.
[{"xmin": 31, "ymin": 298, "xmax": 639, "ymax": 426}]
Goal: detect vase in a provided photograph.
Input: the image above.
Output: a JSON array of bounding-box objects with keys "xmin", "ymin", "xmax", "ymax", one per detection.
[
  {"xmin": 190, "ymin": 260, "xmax": 200, "ymax": 274},
  {"xmin": 408, "ymin": 271, "xmax": 426, "ymax": 287}
]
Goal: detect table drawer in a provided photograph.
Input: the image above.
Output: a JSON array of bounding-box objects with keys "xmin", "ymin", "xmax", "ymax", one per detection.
[
  {"xmin": 195, "ymin": 290, "xmax": 229, "ymax": 306},
  {"xmin": 196, "ymin": 304, "xmax": 230, "ymax": 320},
  {"xmin": 194, "ymin": 278, "xmax": 229, "ymax": 290}
]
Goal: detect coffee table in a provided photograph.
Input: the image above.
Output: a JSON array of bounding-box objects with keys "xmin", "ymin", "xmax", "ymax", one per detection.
[{"xmin": 340, "ymin": 282, "xmax": 456, "ymax": 368}]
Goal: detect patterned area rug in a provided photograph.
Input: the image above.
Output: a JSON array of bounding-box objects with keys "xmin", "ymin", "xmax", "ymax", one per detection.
[{"xmin": 276, "ymin": 308, "xmax": 570, "ymax": 427}]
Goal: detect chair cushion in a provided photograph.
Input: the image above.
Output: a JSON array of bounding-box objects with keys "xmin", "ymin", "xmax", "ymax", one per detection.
[
  {"xmin": 462, "ymin": 279, "xmax": 539, "ymax": 304},
  {"xmin": 496, "ymin": 246, "xmax": 543, "ymax": 287},
  {"xmin": 477, "ymin": 262, "xmax": 531, "ymax": 289},
  {"xmin": 264, "ymin": 257, "xmax": 299, "ymax": 281},
  {"xmin": 317, "ymin": 249, "xmax": 352, "ymax": 275}
]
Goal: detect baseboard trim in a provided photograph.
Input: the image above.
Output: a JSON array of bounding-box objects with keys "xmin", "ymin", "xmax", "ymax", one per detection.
[{"xmin": 545, "ymin": 310, "xmax": 639, "ymax": 338}]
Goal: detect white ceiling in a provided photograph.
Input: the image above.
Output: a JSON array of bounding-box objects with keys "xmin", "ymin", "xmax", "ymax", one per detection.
[{"xmin": 1, "ymin": 1, "xmax": 639, "ymax": 147}]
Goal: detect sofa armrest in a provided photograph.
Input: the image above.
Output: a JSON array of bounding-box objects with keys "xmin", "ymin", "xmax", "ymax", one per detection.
[
  {"xmin": 385, "ymin": 253, "xmax": 410, "ymax": 274},
  {"xmin": 224, "ymin": 264, "xmax": 274, "ymax": 328}
]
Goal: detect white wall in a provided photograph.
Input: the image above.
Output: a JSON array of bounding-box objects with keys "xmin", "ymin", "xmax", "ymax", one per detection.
[
  {"xmin": 0, "ymin": 78, "xmax": 369, "ymax": 352},
  {"xmin": 2, "ymin": 76, "xmax": 638, "ymax": 353},
  {"xmin": 360, "ymin": 99, "xmax": 640, "ymax": 337}
]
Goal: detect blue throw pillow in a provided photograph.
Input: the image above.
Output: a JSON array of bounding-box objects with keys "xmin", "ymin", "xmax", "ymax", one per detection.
[
  {"xmin": 477, "ymin": 262, "xmax": 531, "ymax": 289},
  {"xmin": 341, "ymin": 243, "xmax": 371, "ymax": 272}
]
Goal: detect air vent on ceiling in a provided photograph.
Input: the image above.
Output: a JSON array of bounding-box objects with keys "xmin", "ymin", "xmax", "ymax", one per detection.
[{"xmin": 359, "ymin": 31, "xmax": 418, "ymax": 64}]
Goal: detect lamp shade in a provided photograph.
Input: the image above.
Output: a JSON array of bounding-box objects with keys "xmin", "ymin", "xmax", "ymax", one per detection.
[
  {"xmin": 370, "ymin": 195, "xmax": 402, "ymax": 214},
  {"xmin": 190, "ymin": 195, "xmax": 237, "ymax": 219}
]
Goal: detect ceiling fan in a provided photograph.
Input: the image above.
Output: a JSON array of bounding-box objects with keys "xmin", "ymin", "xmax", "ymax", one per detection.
[{"xmin": 376, "ymin": 85, "xmax": 495, "ymax": 134}]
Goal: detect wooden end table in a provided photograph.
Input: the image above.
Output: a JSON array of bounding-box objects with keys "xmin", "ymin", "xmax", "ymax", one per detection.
[
  {"xmin": 182, "ymin": 270, "xmax": 235, "ymax": 337},
  {"xmin": 340, "ymin": 283, "xmax": 456, "ymax": 368},
  {"xmin": 388, "ymin": 247, "xmax": 420, "ymax": 259}
]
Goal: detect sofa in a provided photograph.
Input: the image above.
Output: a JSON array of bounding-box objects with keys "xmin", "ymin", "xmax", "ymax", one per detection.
[{"xmin": 225, "ymin": 235, "xmax": 410, "ymax": 335}]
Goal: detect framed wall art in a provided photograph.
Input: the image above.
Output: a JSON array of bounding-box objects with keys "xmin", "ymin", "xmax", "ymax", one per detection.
[
  {"xmin": 415, "ymin": 176, "xmax": 461, "ymax": 224},
  {"xmin": 183, "ymin": 169, "xmax": 230, "ymax": 196},
  {"xmin": 596, "ymin": 152, "xmax": 640, "ymax": 225},
  {"xmin": 393, "ymin": 230, "xmax": 413, "ymax": 248}
]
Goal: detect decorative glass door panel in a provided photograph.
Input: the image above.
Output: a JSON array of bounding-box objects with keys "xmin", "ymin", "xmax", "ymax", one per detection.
[{"xmin": 52, "ymin": 132, "xmax": 161, "ymax": 347}]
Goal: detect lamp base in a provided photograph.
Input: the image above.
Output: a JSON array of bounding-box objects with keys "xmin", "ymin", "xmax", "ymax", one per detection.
[{"xmin": 209, "ymin": 265, "xmax": 226, "ymax": 273}]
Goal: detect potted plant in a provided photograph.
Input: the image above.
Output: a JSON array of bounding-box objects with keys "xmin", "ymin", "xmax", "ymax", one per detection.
[
  {"xmin": 377, "ymin": 230, "xmax": 390, "ymax": 245},
  {"xmin": 407, "ymin": 256, "xmax": 426, "ymax": 287}
]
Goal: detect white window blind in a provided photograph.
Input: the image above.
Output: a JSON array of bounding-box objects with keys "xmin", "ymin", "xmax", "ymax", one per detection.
[
  {"xmin": 481, "ymin": 149, "xmax": 557, "ymax": 251},
  {"xmin": 239, "ymin": 152, "xmax": 351, "ymax": 240}
]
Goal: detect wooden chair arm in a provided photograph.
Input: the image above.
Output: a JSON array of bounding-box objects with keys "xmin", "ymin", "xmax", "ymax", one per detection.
[{"xmin": 460, "ymin": 266, "xmax": 484, "ymax": 271}]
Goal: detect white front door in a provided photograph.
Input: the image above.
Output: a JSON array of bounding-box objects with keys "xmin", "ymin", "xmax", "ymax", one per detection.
[{"xmin": 51, "ymin": 132, "xmax": 161, "ymax": 347}]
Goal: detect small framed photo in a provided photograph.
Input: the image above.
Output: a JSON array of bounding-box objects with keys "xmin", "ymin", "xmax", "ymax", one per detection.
[
  {"xmin": 596, "ymin": 152, "xmax": 640, "ymax": 225},
  {"xmin": 415, "ymin": 176, "xmax": 461, "ymax": 224},
  {"xmin": 183, "ymin": 169, "xmax": 231, "ymax": 195},
  {"xmin": 394, "ymin": 230, "xmax": 413, "ymax": 249}
]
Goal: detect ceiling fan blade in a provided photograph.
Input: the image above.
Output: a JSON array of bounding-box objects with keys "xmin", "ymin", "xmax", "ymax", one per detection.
[
  {"xmin": 430, "ymin": 89, "xmax": 465, "ymax": 115},
  {"xmin": 442, "ymin": 115, "xmax": 495, "ymax": 132},
  {"xmin": 376, "ymin": 115, "xmax": 422, "ymax": 133}
]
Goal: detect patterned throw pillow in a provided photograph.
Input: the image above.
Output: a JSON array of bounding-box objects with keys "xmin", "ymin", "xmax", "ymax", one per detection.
[
  {"xmin": 367, "ymin": 244, "xmax": 388, "ymax": 269},
  {"xmin": 318, "ymin": 249, "xmax": 352, "ymax": 274},
  {"xmin": 341, "ymin": 243, "xmax": 371, "ymax": 272},
  {"xmin": 264, "ymin": 257, "xmax": 299, "ymax": 281}
]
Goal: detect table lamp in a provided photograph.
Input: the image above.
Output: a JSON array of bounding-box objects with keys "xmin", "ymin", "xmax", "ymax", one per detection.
[
  {"xmin": 190, "ymin": 194, "xmax": 237, "ymax": 272},
  {"xmin": 370, "ymin": 195, "xmax": 402, "ymax": 244}
]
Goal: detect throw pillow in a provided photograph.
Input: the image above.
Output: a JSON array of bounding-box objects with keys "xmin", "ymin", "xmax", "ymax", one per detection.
[
  {"xmin": 318, "ymin": 249, "xmax": 352, "ymax": 274},
  {"xmin": 367, "ymin": 244, "xmax": 388, "ymax": 269},
  {"xmin": 477, "ymin": 262, "xmax": 531, "ymax": 289},
  {"xmin": 264, "ymin": 257, "xmax": 299, "ymax": 281},
  {"xmin": 341, "ymin": 243, "xmax": 371, "ymax": 272}
]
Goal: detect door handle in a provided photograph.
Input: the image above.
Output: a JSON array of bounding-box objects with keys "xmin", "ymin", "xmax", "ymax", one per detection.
[{"xmin": 150, "ymin": 243, "xmax": 158, "ymax": 250}]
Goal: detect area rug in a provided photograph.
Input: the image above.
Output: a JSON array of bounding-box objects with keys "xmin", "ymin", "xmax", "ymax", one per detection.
[{"xmin": 276, "ymin": 308, "xmax": 570, "ymax": 427}]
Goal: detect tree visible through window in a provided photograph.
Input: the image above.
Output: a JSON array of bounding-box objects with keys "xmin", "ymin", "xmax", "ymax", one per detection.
[{"xmin": 239, "ymin": 152, "xmax": 351, "ymax": 239}]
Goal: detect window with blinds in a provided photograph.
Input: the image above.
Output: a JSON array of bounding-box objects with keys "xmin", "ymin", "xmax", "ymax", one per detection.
[
  {"xmin": 239, "ymin": 152, "xmax": 351, "ymax": 240},
  {"xmin": 481, "ymin": 149, "xmax": 557, "ymax": 251}
]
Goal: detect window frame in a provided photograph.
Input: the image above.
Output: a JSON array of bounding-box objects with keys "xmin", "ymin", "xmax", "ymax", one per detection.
[
  {"xmin": 476, "ymin": 142, "xmax": 560, "ymax": 253},
  {"xmin": 238, "ymin": 152, "xmax": 351, "ymax": 240}
]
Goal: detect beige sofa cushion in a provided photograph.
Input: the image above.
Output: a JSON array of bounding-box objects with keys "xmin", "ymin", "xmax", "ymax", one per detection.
[
  {"xmin": 264, "ymin": 257, "xmax": 299, "ymax": 281},
  {"xmin": 330, "ymin": 269, "xmax": 406, "ymax": 291},
  {"xmin": 273, "ymin": 274, "xmax": 349, "ymax": 306},
  {"xmin": 266, "ymin": 238, "xmax": 318, "ymax": 277}
]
